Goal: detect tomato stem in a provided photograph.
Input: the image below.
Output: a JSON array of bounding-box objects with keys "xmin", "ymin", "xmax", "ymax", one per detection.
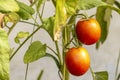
[{"xmin": 75, "ymin": 13, "xmax": 88, "ymax": 19}]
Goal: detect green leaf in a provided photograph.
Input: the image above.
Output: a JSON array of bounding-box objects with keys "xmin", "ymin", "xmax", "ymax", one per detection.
[
  {"xmin": 96, "ymin": 6, "xmax": 110, "ymax": 44},
  {"xmin": 42, "ymin": 17, "xmax": 54, "ymax": 40},
  {"xmin": 65, "ymin": 0, "xmax": 79, "ymax": 16},
  {"xmin": 14, "ymin": 31, "xmax": 29, "ymax": 44},
  {"xmin": 78, "ymin": 0, "xmax": 120, "ymax": 14},
  {"xmin": 24, "ymin": 41, "xmax": 46, "ymax": 64},
  {"xmin": 96, "ymin": 0, "xmax": 116, "ymax": 48},
  {"xmin": 0, "ymin": 0, "xmax": 19, "ymax": 13},
  {"xmin": 94, "ymin": 71, "xmax": 108, "ymax": 80},
  {"xmin": 14, "ymin": 37, "xmax": 20, "ymax": 44},
  {"xmin": 54, "ymin": 0, "xmax": 67, "ymax": 41},
  {"xmin": 79, "ymin": 0, "xmax": 106, "ymax": 10},
  {"xmin": 0, "ymin": 29, "xmax": 10, "ymax": 80},
  {"xmin": 16, "ymin": 1, "xmax": 35, "ymax": 20},
  {"xmin": 16, "ymin": 31, "xmax": 29, "ymax": 39}
]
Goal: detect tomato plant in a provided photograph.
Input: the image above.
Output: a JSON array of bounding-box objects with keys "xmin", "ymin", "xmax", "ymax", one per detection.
[
  {"xmin": 0, "ymin": 0, "xmax": 120, "ymax": 80},
  {"xmin": 76, "ymin": 18, "xmax": 101, "ymax": 45},
  {"xmin": 65, "ymin": 47, "xmax": 90, "ymax": 76}
]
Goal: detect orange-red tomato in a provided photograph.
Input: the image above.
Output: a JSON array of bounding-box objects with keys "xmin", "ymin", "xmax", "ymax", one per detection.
[
  {"xmin": 76, "ymin": 18, "xmax": 101, "ymax": 45},
  {"xmin": 65, "ymin": 47, "xmax": 90, "ymax": 76}
]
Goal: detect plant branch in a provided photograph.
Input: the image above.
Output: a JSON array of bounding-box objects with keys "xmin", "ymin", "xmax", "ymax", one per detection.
[
  {"xmin": 115, "ymin": 50, "xmax": 120, "ymax": 80},
  {"xmin": 47, "ymin": 45, "xmax": 58, "ymax": 57},
  {"xmin": 20, "ymin": 20, "xmax": 39, "ymax": 27},
  {"xmin": 55, "ymin": 41, "xmax": 62, "ymax": 65},
  {"xmin": 90, "ymin": 67, "xmax": 95, "ymax": 80},
  {"xmin": 25, "ymin": 64, "xmax": 29, "ymax": 80},
  {"xmin": 58, "ymin": 70, "xmax": 62, "ymax": 80},
  {"xmin": 10, "ymin": 25, "xmax": 42, "ymax": 60},
  {"xmin": 40, "ymin": 2, "xmax": 45, "ymax": 22},
  {"xmin": 8, "ymin": 22, "xmax": 17, "ymax": 35},
  {"xmin": 37, "ymin": 70, "xmax": 44, "ymax": 80}
]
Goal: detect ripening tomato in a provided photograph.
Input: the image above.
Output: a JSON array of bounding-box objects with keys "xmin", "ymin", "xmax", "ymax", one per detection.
[
  {"xmin": 76, "ymin": 18, "xmax": 101, "ymax": 45},
  {"xmin": 65, "ymin": 47, "xmax": 90, "ymax": 76}
]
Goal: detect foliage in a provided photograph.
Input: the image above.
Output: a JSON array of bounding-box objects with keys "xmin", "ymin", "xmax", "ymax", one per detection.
[
  {"xmin": 24, "ymin": 41, "xmax": 46, "ymax": 63},
  {"xmin": 0, "ymin": 29, "xmax": 10, "ymax": 80},
  {"xmin": 0, "ymin": 0, "xmax": 120, "ymax": 80}
]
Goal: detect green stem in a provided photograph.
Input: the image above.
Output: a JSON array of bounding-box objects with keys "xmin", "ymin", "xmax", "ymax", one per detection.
[
  {"xmin": 36, "ymin": 1, "xmax": 45, "ymax": 23},
  {"xmin": 31, "ymin": 16, "xmax": 39, "ymax": 26},
  {"xmin": 62, "ymin": 25, "xmax": 70, "ymax": 80},
  {"xmin": 75, "ymin": 13, "xmax": 88, "ymax": 19},
  {"xmin": 5, "ymin": 24, "xmax": 10, "ymax": 29},
  {"xmin": 24, "ymin": 14, "xmax": 36, "ymax": 80},
  {"xmin": 47, "ymin": 45, "xmax": 58, "ymax": 57},
  {"xmin": 10, "ymin": 25, "xmax": 42, "ymax": 60},
  {"xmin": 64, "ymin": 38, "xmax": 73, "ymax": 49},
  {"xmin": 90, "ymin": 67, "xmax": 95, "ymax": 80},
  {"xmin": 40, "ymin": 2, "xmax": 45, "ymax": 23},
  {"xmin": 25, "ymin": 64, "xmax": 29, "ymax": 80},
  {"xmin": 63, "ymin": 62, "xmax": 66, "ymax": 80},
  {"xmin": 55, "ymin": 41, "xmax": 62, "ymax": 65},
  {"xmin": 20, "ymin": 21, "xmax": 39, "ymax": 27},
  {"xmin": 58, "ymin": 70, "xmax": 62, "ymax": 80},
  {"xmin": 8, "ymin": 22, "xmax": 17, "ymax": 35},
  {"xmin": 115, "ymin": 50, "xmax": 120, "ymax": 80},
  {"xmin": 37, "ymin": 70, "xmax": 44, "ymax": 80}
]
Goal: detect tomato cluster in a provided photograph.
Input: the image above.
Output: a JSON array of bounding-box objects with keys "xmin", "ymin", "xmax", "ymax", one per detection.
[{"xmin": 65, "ymin": 18, "xmax": 101, "ymax": 76}]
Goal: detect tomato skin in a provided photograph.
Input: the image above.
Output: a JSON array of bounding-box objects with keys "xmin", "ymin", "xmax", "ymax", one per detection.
[
  {"xmin": 76, "ymin": 18, "xmax": 101, "ymax": 45},
  {"xmin": 65, "ymin": 47, "xmax": 90, "ymax": 76}
]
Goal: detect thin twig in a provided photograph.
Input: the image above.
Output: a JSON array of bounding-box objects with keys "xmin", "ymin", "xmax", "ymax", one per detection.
[
  {"xmin": 58, "ymin": 70, "xmax": 62, "ymax": 80},
  {"xmin": 10, "ymin": 25, "xmax": 42, "ymax": 60},
  {"xmin": 115, "ymin": 49, "xmax": 120, "ymax": 80}
]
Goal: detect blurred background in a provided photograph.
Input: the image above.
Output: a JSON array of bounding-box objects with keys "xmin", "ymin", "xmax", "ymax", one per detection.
[{"xmin": 10, "ymin": 0, "xmax": 120, "ymax": 80}]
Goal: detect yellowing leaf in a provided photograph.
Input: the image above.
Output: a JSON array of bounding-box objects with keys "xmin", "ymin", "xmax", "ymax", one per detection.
[
  {"xmin": 14, "ymin": 31, "xmax": 29, "ymax": 44},
  {"xmin": 54, "ymin": 0, "xmax": 67, "ymax": 41},
  {"xmin": 0, "ymin": 29, "xmax": 10, "ymax": 79}
]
